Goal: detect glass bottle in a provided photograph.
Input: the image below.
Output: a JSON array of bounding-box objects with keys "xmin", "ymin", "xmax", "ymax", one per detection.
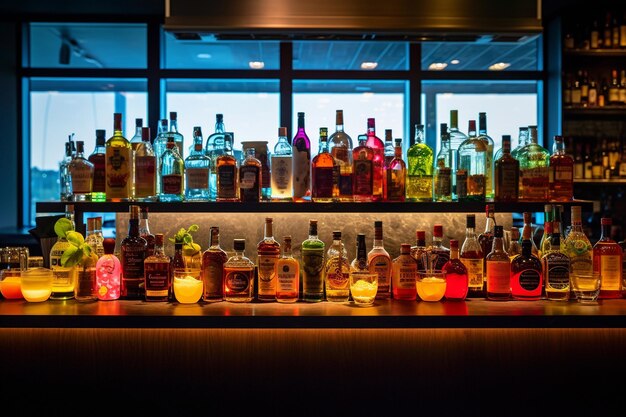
[
  {"xmin": 49, "ymin": 205, "xmax": 76, "ymax": 300},
  {"xmin": 518, "ymin": 125, "xmax": 550, "ymax": 201},
  {"xmin": 105, "ymin": 112, "xmax": 133, "ymax": 202},
  {"xmin": 205, "ymin": 113, "xmax": 226, "ymax": 201},
  {"xmin": 365, "ymin": 118, "xmax": 385, "ymax": 201},
  {"xmin": 406, "ymin": 123, "xmax": 434, "ymax": 202},
  {"xmin": 301, "ymin": 220, "xmax": 325, "ymax": 302},
  {"xmin": 426, "ymin": 224, "xmax": 450, "ymax": 273},
  {"xmin": 442, "ymin": 239, "xmax": 468, "ymax": 301},
  {"xmin": 159, "ymin": 137, "xmax": 185, "ymax": 202},
  {"xmin": 120, "ymin": 205, "xmax": 147, "ymax": 300},
  {"xmin": 539, "ymin": 204, "xmax": 554, "ymax": 258},
  {"xmin": 510, "ymin": 126, "xmax": 530, "ymax": 160},
  {"xmin": 95, "ymin": 237, "xmax": 121, "ymax": 301},
  {"xmin": 386, "ymin": 138, "xmax": 406, "ymax": 202},
  {"xmin": 257, "ymin": 217, "xmax": 280, "ymax": 302},
  {"xmin": 223, "ymin": 239, "xmax": 255, "ymax": 302},
  {"xmin": 352, "ymin": 134, "xmax": 374, "ymax": 202},
  {"xmin": 324, "ymin": 230, "xmax": 350, "ymax": 302},
  {"xmin": 507, "ymin": 227, "xmax": 522, "ymax": 260},
  {"xmin": 457, "ymin": 120, "xmax": 487, "ymax": 202},
  {"xmin": 549, "ymin": 135, "xmax": 574, "ymax": 201},
  {"xmin": 486, "ymin": 226, "xmax": 511, "ymax": 301},
  {"xmin": 184, "ymin": 126, "xmax": 211, "ymax": 201},
  {"xmin": 152, "ymin": 118, "xmax": 170, "ymax": 189},
  {"xmin": 542, "ymin": 216, "xmax": 570, "ymax": 301},
  {"xmin": 350, "ymin": 234, "xmax": 369, "ymax": 274},
  {"xmin": 594, "ymin": 217, "xmax": 623, "ymax": 299},
  {"xmin": 85, "ymin": 216, "xmax": 105, "ymax": 259},
  {"xmin": 139, "ymin": 206, "xmax": 155, "ymax": 257},
  {"xmin": 477, "ymin": 112, "xmax": 495, "ymax": 200},
  {"xmin": 239, "ymin": 147, "xmax": 262, "ymax": 203},
  {"xmin": 134, "ymin": 126, "xmax": 157, "ymax": 202},
  {"xmin": 216, "ymin": 134, "xmax": 239, "ymax": 202},
  {"xmin": 494, "ymin": 135, "xmax": 519, "ymax": 202},
  {"xmin": 328, "ymin": 109, "xmax": 353, "ymax": 201},
  {"xmin": 520, "ymin": 211, "xmax": 540, "ymax": 256},
  {"xmin": 434, "ymin": 123, "xmax": 453, "ymax": 202},
  {"xmin": 410, "ymin": 230, "xmax": 428, "ymax": 271},
  {"xmin": 311, "ymin": 127, "xmax": 338, "ymax": 202},
  {"xmin": 276, "ymin": 236, "xmax": 299, "ymax": 303},
  {"xmin": 68, "ymin": 140, "xmax": 94, "ymax": 202},
  {"xmin": 368, "ymin": 220, "xmax": 392, "ymax": 299},
  {"xmin": 59, "ymin": 139, "xmax": 73, "ymax": 202},
  {"xmin": 383, "ymin": 128, "xmax": 395, "ymax": 169},
  {"xmin": 478, "ymin": 204, "xmax": 496, "ymax": 272},
  {"xmin": 201, "ymin": 226, "xmax": 228, "ymax": 302},
  {"xmin": 270, "ymin": 127, "xmax": 293, "ymax": 201},
  {"xmin": 461, "ymin": 214, "xmax": 485, "ymax": 298},
  {"xmin": 74, "ymin": 244, "xmax": 99, "ymax": 303},
  {"xmin": 392, "ymin": 243, "xmax": 418, "ymax": 301},
  {"xmin": 88, "ymin": 129, "xmax": 106, "ymax": 202},
  {"xmin": 129, "ymin": 117, "xmax": 143, "ymax": 151},
  {"xmin": 564, "ymin": 206, "xmax": 593, "ymax": 298},
  {"xmin": 510, "ymin": 224, "xmax": 543, "ymax": 301},
  {"xmin": 143, "ymin": 233, "xmax": 171, "ymax": 302},
  {"xmin": 292, "ymin": 111, "xmax": 311, "ymax": 202},
  {"xmin": 448, "ymin": 109, "xmax": 468, "ymax": 200},
  {"xmin": 167, "ymin": 111, "xmax": 185, "ymax": 158}
]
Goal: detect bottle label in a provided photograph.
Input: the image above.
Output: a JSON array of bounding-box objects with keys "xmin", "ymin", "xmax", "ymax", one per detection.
[
  {"xmin": 144, "ymin": 263, "xmax": 170, "ymax": 290},
  {"xmin": 186, "ymin": 167, "xmax": 209, "ymax": 190},
  {"xmin": 313, "ymin": 166, "xmax": 334, "ymax": 198},
  {"xmin": 239, "ymin": 166, "xmax": 259, "ymax": 189},
  {"xmin": 461, "ymin": 258, "xmax": 483, "ymax": 289},
  {"xmin": 394, "ymin": 258, "xmax": 417, "ymax": 290},
  {"xmin": 258, "ymin": 255, "xmax": 279, "ymax": 295},
  {"xmin": 292, "ymin": 148, "xmax": 311, "ymax": 198},
  {"xmin": 162, "ymin": 174, "xmax": 183, "ymax": 194},
  {"xmin": 574, "ymin": 163, "xmax": 584, "ymax": 179},
  {"xmin": 435, "ymin": 168, "xmax": 451, "ymax": 197},
  {"xmin": 326, "ymin": 257, "xmax": 349, "ymax": 289},
  {"xmin": 353, "ymin": 159, "xmax": 373, "ymax": 195},
  {"xmin": 122, "ymin": 248, "xmax": 145, "ymax": 279},
  {"xmin": 518, "ymin": 269, "xmax": 541, "ymax": 291},
  {"xmin": 520, "ymin": 167, "xmax": 549, "ymax": 199},
  {"xmin": 70, "ymin": 165, "xmax": 92, "ymax": 194},
  {"xmin": 270, "ymin": 156, "xmax": 292, "ymax": 191},
  {"xmin": 89, "ymin": 154, "xmax": 106, "ymax": 193},
  {"xmin": 135, "ymin": 156, "xmax": 156, "ymax": 197},
  {"xmin": 368, "ymin": 254, "xmax": 391, "ymax": 292},
  {"xmin": 554, "ymin": 166, "xmax": 573, "ymax": 181},
  {"xmin": 105, "ymin": 147, "xmax": 132, "ymax": 197},
  {"xmin": 600, "ymin": 255, "xmax": 621, "ymax": 290},
  {"xmin": 224, "ymin": 269, "xmax": 251, "ymax": 293},
  {"xmin": 497, "ymin": 165, "xmax": 518, "ymax": 199},
  {"xmin": 51, "ymin": 250, "xmax": 74, "ymax": 286},
  {"xmin": 277, "ymin": 262, "xmax": 298, "ymax": 292},
  {"xmin": 217, "ymin": 165, "xmax": 237, "ymax": 198},
  {"xmin": 339, "ymin": 171, "xmax": 353, "ymax": 197},
  {"xmin": 486, "ymin": 260, "xmax": 510, "ymax": 294},
  {"xmin": 456, "ymin": 170, "xmax": 467, "ymax": 199},
  {"xmin": 302, "ymin": 249, "xmax": 325, "ymax": 292},
  {"xmin": 546, "ymin": 257, "xmax": 570, "ymax": 290},
  {"xmin": 202, "ymin": 256, "xmax": 225, "ymax": 296}
]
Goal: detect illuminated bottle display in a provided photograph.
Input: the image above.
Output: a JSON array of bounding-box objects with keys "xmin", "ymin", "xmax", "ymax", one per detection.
[
  {"xmin": 159, "ymin": 137, "xmax": 184, "ymax": 202},
  {"xmin": 386, "ymin": 138, "xmax": 406, "ymax": 202},
  {"xmin": 201, "ymin": 226, "xmax": 228, "ymax": 302},
  {"xmin": 457, "ymin": 120, "xmax": 486, "ymax": 202},
  {"xmin": 134, "ymin": 126, "xmax": 157, "ymax": 202},
  {"xmin": 184, "ymin": 126, "xmax": 210, "ymax": 202},
  {"xmin": 549, "ymin": 135, "xmax": 574, "ymax": 201},
  {"xmin": 95, "ymin": 238, "xmax": 121, "ymax": 301},
  {"xmin": 275, "ymin": 236, "xmax": 299, "ymax": 303}
]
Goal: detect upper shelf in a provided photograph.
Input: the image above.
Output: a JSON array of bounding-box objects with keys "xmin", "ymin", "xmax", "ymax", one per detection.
[
  {"xmin": 36, "ymin": 200, "xmax": 595, "ymax": 215},
  {"xmin": 563, "ymin": 48, "xmax": 626, "ymax": 57},
  {"xmin": 563, "ymin": 105, "xmax": 626, "ymax": 118}
]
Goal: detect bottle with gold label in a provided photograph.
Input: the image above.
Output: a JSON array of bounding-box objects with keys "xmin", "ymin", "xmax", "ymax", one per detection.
[
  {"xmin": 325, "ymin": 230, "xmax": 350, "ymax": 302},
  {"xmin": 594, "ymin": 217, "xmax": 623, "ymax": 299},
  {"xmin": 392, "ymin": 243, "xmax": 418, "ymax": 301},
  {"xmin": 223, "ymin": 239, "xmax": 255, "ymax": 303},
  {"xmin": 275, "ymin": 236, "xmax": 299, "ymax": 303},
  {"xmin": 460, "ymin": 214, "xmax": 484, "ymax": 298},
  {"xmin": 301, "ymin": 220, "xmax": 325, "ymax": 302},
  {"xmin": 256, "ymin": 217, "xmax": 280, "ymax": 301},
  {"xmin": 486, "ymin": 226, "xmax": 511, "ymax": 301},
  {"xmin": 105, "ymin": 112, "xmax": 133, "ymax": 202}
]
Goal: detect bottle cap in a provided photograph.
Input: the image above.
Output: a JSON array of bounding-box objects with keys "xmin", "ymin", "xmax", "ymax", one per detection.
[
  {"xmin": 87, "ymin": 217, "xmax": 96, "ymax": 232},
  {"xmin": 544, "ymin": 204, "xmax": 553, "ymax": 213},
  {"xmin": 375, "ymin": 220, "xmax": 383, "ymax": 228},
  {"xmin": 449, "ymin": 239, "xmax": 459, "ymax": 249},
  {"xmin": 169, "ymin": 111, "xmax": 177, "ymax": 121},
  {"xmin": 416, "ymin": 230, "xmax": 426, "ymax": 241},
  {"xmin": 216, "ymin": 113, "xmax": 223, "ymax": 122},
  {"xmin": 466, "ymin": 214, "xmax": 476, "ymax": 228},
  {"xmin": 433, "ymin": 224, "xmax": 443, "ymax": 237},
  {"xmin": 278, "ymin": 127, "xmax": 287, "ymax": 137},
  {"xmin": 129, "ymin": 205, "xmax": 140, "ymax": 218},
  {"xmin": 233, "ymin": 239, "xmax": 246, "ymax": 251},
  {"xmin": 400, "ymin": 243, "xmax": 411, "ymax": 253},
  {"xmin": 332, "ymin": 231, "xmax": 342, "ymax": 240},
  {"xmin": 154, "ymin": 233, "xmax": 164, "ymax": 245},
  {"xmin": 135, "ymin": 118, "xmax": 142, "ymax": 127},
  {"xmin": 494, "ymin": 225, "xmax": 504, "ymax": 238},
  {"xmin": 141, "ymin": 127, "xmax": 151, "ymax": 141},
  {"xmin": 510, "ymin": 227, "xmax": 520, "ymax": 240},
  {"xmin": 103, "ymin": 238, "xmax": 116, "ymax": 255}
]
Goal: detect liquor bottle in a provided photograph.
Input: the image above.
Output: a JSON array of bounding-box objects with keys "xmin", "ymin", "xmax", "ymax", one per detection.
[
  {"xmin": 621, "ymin": 12, "xmax": 626, "ymax": 48},
  {"xmin": 386, "ymin": 138, "xmax": 406, "ymax": 202},
  {"xmin": 590, "ymin": 19, "xmax": 600, "ymax": 49},
  {"xmin": 461, "ymin": 214, "xmax": 484, "ymax": 298},
  {"xmin": 270, "ymin": 127, "xmax": 293, "ymax": 201},
  {"xmin": 328, "ymin": 109, "xmax": 353, "ymax": 201},
  {"xmin": 216, "ymin": 134, "xmax": 239, "ymax": 202},
  {"xmin": 478, "ymin": 204, "xmax": 496, "ymax": 270},
  {"xmin": 434, "ymin": 123, "xmax": 453, "ymax": 202},
  {"xmin": 49, "ymin": 213, "xmax": 77, "ymax": 300},
  {"xmin": 426, "ymin": 224, "xmax": 450, "ymax": 272},
  {"xmin": 368, "ymin": 220, "xmax": 392, "ymax": 299},
  {"xmin": 609, "ymin": 69, "xmax": 620, "ymax": 104},
  {"xmin": 129, "ymin": 117, "xmax": 143, "ymax": 151},
  {"xmin": 442, "ymin": 239, "xmax": 468, "ymax": 301},
  {"xmin": 573, "ymin": 142, "xmax": 584, "ymax": 180},
  {"xmin": 580, "ymin": 70, "xmax": 589, "ymax": 106},
  {"xmin": 583, "ymin": 142, "xmax": 593, "ymax": 178},
  {"xmin": 507, "ymin": 227, "xmax": 522, "ymax": 260},
  {"xmin": 510, "ymin": 224, "xmax": 543, "ymax": 300},
  {"xmin": 542, "ymin": 216, "xmax": 570, "ymax": 301},
  {"xmin": 365, "ymin": 118, "xmax": 385, "ymax": 201},
  {"xmin": 510, "ymin": 126, "xmax": 529, "ymax": 160},
  {"xmin": 74, "ymin": 242, "xmax": 99, "ymax": 303},
  {"xmin": 494, "ymin": 135, "xmax": 519, "ymax": 202},
  {"xmin": 134, "ymin": 126, "xmax": 157, "ymax": 202},
  {"xmin": 159, "ymin": 137, "xmax": 184, "ymax": 202},
  {"xmin": 352, "ymin": 134, "xmax": 374, "ymax": 202},
  {"xmin": 201, "ymin": 226, "xmax": 228, "ymax": 302},
  {"xmin": 457, "ymin": 120, "xmax": 487, "ymax": 202},
  {"xmin": 350, "ymin": 234, "xmax": 369, "ymax": 274},
  {"xmin": 410, "ymin": 229, "xmax": 428, "ymax": 271},
  {"xmin": 448, "ymin": 110, "xmax": 468, "ymax": 199},
  {"xmin": 588, "ymin": 79, "xmax": 598, "ymax": 106},
  {"xmin": 383, "ymin": 129, "xmax": 395, "ymax": 169},
  {"xmin": 184, "ymin": 126, "xmax": 210, "ymax": 201},
  {"xmin": 549, "ymin": 135, "xmax": 574, "ymax": 201},
  {"xmin": 594, "ymin": 217, "xmax": 623, "ymax": 299},
  {"xmin": 120, "ymin": 205, "xmax": 147, "ymax": 300},
  {"xmin": 477, "ymin": 112, "xmax": 495, "ymax": 200},
  {"xmin": 257, "ymin": 217, "xmax": 280, "ymax": 302},
  {"xmin": 292, "ymin": 112, "xmax": 311, "ymax": 202},
  {"xmin": 239, "ymin": 147, "xmax": 262, "ymax": 203},
  {"xmin": 59, "ymin": 140, "xmax": 74, "ymax": 201},
  {"xmin": 105, "ymin": 113, "xmax": 133, "ymax": 202},
  {"xmin": 392, "ymin": 243, "xmax": 418, "ymax": 301},
  {"xmin": 143, "ymin": 233, "xmax": 171, "ymax": 302},
  {"xmin": 171, "ymin": 242, "xmax": 185, "ymax": 302},
  {"xmin": 85, "ymin": 217, "xmax": 105, "ymax": 259},
  {"xmin": 88, "ymin": 129, "xmax": 106, "ymax": 202},
  {"xmin": 406, "ymin": 123, "xmax": 434, "ymax": 202},
  {"xmin": 139, "ymin": 206, "xmax": 155, "ymax": 257},
  {"xmin": 68, "ymin": 140, "xmax": 94, "ymax": 202},
  {"xmin": 152, "ymin": 118, "xmax": 169, "ymax": 189},
  {"xmin": 518, "ymin": 125, "xmax": 550, "ymax": 201},
  {"xmin": 204, "ymin": 114, "xmax": 226, "ymax": 200},
  {"xmin": 223, "ymin": 239, "xmax": 255, "ymax": 303},
  {"xmin": 275, "ymin": 236, "xmax": 299, "ymax": 303},
  {"xmin": 95, "ymin": 237, "xmax": 121, "ymax": 301},
  {"xmin": 539, "ymin": 204, "xmax": 553, "ymax": 258},
  {"xmin": 324, "ymin": 230, "xmax": 350, "ymax": 302},
  {"xmin": 167, "ymin": 111, "xmax": 184, "ymax": 158},
  {"xmin": 485, "ymin": 226, "xmax": 511, "ymax": 301},
  {"xmin": 521, "ymin": 211, "xmax": 540, "ymax": 256},
  {"xmin": 564, "ymin": 206, "xmax": 593, "ymax": 297},
  {"xmin": 311, "ymin": 127, "xmax": 338, "ymax": 202},
  {"xmin": 301, "ymin": 219, "xmax": 325, "ymax": 302}
]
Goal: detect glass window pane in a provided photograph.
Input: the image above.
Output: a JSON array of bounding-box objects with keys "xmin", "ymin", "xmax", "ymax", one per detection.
[
  {"xmin": 163, "ymin": 32, "xmax": 280, "ymax": 69},
  {"xmin": 293, "ymin": 80, "xmax": 407, "ymax": 149},
  {"xmin": 293, "ymin": 41, "xmax": 408, "ymax": 70},
  {"xmin": 422, "ymin": 35, "xmax": 541, "ymax": 71},
  {"xmin": 165, "ymin": 79, "xmax": 280, "ymax": 154},
  {"xmin": 29, "ymin": 23, "xmax": 147, "ymax": 68}
]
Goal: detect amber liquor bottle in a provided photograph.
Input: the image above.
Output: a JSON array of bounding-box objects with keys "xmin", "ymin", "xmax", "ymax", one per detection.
[
  {"xmin": 410, "ymin": 230, "xmax": 428, "ymax": 271},
  {"xmin": 461, "ymin": 214, "xmax": 485, "ymax": 298},
  {"xmin": 144, "ymin": 233, "xmax": 171, "ymax": 302},
  {"xmin": 485, "ymin": 225, "xmax": 511, "ymax": 301},
  {"xmin": 494, "ymin": 135, "xmax": 519, "ymax": 202},
  {"xmin": 311, "ymin": 127, "xmax": 338, "ymax": 202},
  {"xmin": 367, "ymin": 220, "xmax": 392, "ymax": 299},
  {"xmin": 139, "ymin": 206, "xmax": 155, "ymax": 257},
  {"xmin": 120, "ymin": 205, "xmax": 148, "ymax": 299},
  {"xmin": 202, "ymin": 226, "xmax": 228, "ymax": 302},
  {"xmin": 239, "ymin": 147, "xmax": 262, "ymax": 203},
  {"xmin": 542, "ymin": 221, "xmax": 571, "ymax": 301},
  {"xmin": 257, "ymin": 217, "xmax": 281, "ymax": 301},
  {"xmin": 510, "ymin": 225, "xmax": 543, "ymax": 300},
  {"xmin": 594, "ymin": 217, "xmax": 623, "ymax": 299}
]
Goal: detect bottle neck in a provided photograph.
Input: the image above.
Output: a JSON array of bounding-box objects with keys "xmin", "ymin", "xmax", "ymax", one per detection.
[
  {"xmin": 264, "ymin": 222, "xmax": 274, "ymax": 239},
  {"xmin": 484, "ymin": 215, "xmax": 496, "ymax": 233},
  {"xmin": 128, "ymin": 219, "xmax": 139, "ymax": 237},
  {"xmin": 465, "ymin": 227, "xmax": 476, "ymax": 239},
  {"xmin": 283, "ymin": 241, "xmax": 293, "ymax": 257},
  {"xmin": 318, "ymin": 139, "xmax": 328, "ymax": 154},
  {"xmin": 492, "ymin": 236, "xmax": 505, "ymax": 253},
  {"xmin": 215, "ymin": 120, "xmax": 224, "ymax": 133},
  {"xmin": 521, "ymin": 239, "xmax": 532, "ymax": 257},
  {"xmin": 308, "ymin": 223, "xmax": 318, "ymax": 239},
  {"xmin": 450, "ymin": 247, "xmax": 459, "ymax": 259},
  {"xmin": 600, "ymin": 224, "xmax": 611, "ymax": 240},
  {"xmin": 139, "ymin": 216, "xmax": 150, "ymax": 233}
]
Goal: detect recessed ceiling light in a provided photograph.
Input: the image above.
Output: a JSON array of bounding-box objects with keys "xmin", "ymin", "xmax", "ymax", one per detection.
[
  {"xmin": 428, "ymin": 62, "xmax": 448, "ymax": 71},
  {"xmin": 361, "ymin": 61, "xmax": 378, "ymax": 70},
  {"xmin": 489, "ymin": 62, "xmax": 511, "ymax": 71},
  {"xmin": 249, "ymin": 61, "xmax": 265, "ymax": 69},
  {"xmin": 450, "ymin": 59, "xmax": 460, "ymax": 65},
  {"xmin": 196, "ymin": 53, "xmax": 212, "ymax": 59}
]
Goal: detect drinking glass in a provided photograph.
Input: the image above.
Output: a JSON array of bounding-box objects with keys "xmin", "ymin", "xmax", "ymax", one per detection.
[
  {"xmin": 21, "ymin": 267, "xmax": 53, "ymax": 302},
  {"xmin": 416, "ymin": 271, "xmax": 447, "ymax": 302},
  {"xmin": 173, "ymin": 268, "xmax": 203, "ymax": 304},
  {"xmin": 571, "ymin": 271, "xmax": 600, "ymax": 303},
  {"xmin": 0, "ymin": 269, "xmax": 23, "ymax": 299},
  {"xmin": 349, "ymin": 271, "xmax": 378, "ymax": 306}
]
